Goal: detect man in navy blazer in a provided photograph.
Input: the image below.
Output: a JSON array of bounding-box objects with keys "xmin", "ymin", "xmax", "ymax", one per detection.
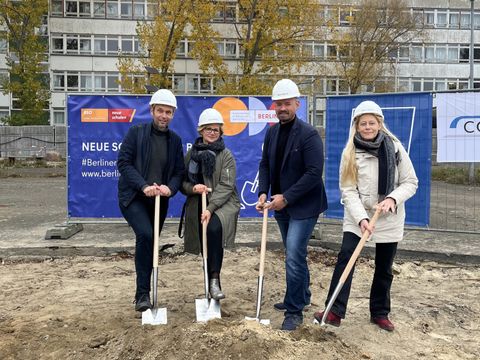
[
  {"xmin": 256, "ymin": 79, "xmax": 327, "ymax": 331},
  {"xmin": 117, "ymin": 89, "xmax": 185, "ymax": 313}
]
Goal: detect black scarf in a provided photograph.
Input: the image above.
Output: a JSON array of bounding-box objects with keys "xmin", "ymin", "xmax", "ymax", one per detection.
[
  {"xmin": 187, "ymin": 137, "xmax": 225, "ymax": 184},
  {"xmin": 353, "ymin": 131, "xmax": 396, "ymax": 200}
]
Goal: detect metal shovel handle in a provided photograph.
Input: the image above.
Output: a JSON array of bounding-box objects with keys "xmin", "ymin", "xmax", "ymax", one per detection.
[
  {"xmin": 201, "ymin": 191, "xmax": 209, "ymax": 299},
  {"xmin": 321, "ymin": 206, "xmax": 382, "ymax": 325},
  {"xmin": 153, "ymin": 195, "xmax": 160, "ymax": 267}
]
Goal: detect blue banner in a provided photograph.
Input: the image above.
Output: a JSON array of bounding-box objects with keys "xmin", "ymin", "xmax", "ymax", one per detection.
[
  {"xmin": 67, "ymin": 94, "xmax": 308, "ymax": 218},
  {"xmin": 325, "ymin": 93, "xmax": 432, "ymax": 226}
]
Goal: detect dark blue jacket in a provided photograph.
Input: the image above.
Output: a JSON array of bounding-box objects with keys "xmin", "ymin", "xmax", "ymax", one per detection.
[
  {"xmin": 117, "ymin": 122, "xmax": 185, "ymax": 208},
  {"xmin": 258, "ymin": 116, "xmax": 327, "ymax": 219}
]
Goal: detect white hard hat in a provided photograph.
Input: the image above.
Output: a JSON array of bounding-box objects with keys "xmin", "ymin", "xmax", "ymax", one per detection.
[
  {"xmin": 272, "ymin": 79, "xmax": 301, "ymax": 101},
  {"xmin": 149, "ymin": 89, "xmax": 177, "ymax": 109},
  {"xmin": 353, "ymin": 100, "xmax": 383, "ymax": 120},
  {"xmin": 198, "ymin": 108, "xmax": 224, "ymax": 127}
]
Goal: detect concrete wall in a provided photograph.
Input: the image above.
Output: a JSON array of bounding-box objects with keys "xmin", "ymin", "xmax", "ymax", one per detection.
[{"xmin": 0, "ymin": 126, "xmax": 66, "ymax": 159}]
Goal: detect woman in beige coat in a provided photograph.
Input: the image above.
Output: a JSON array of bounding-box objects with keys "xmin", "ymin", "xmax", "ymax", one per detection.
[
  {"xmin": 181, "ymin": 108, "xmax": 240, "ymax": 300},
  {"xmin": 314, "ymin": 100, "xmax": 418, "ymax": 331}
]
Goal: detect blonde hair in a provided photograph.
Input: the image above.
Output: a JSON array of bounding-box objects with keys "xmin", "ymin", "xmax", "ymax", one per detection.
[
  {"xmin": 197, "ymin": 124, "xmax": 224, "ymax": 136},
  {"xmin": 340, "ymin": 114, "xmax": 399, "ymax": 187}
]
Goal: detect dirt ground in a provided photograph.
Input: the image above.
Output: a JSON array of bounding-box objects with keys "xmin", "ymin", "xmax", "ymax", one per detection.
[
  {"xmin": 0, "ymin": 168, "xmax": 479, "ymax": 359},
  {"xmin": 0, "ymin": 248, "xmax": 479, "ymax": 360}
]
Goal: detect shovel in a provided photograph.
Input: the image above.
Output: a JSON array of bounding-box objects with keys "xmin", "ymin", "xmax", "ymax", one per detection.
[
  {"xmin": 195, "ymin": 190, "xmax": 221, "ymax": 322},
  {"xmin": 245, "ymin": 205, "xmax": 270, "ymax": 325},
  {"xmin": 317, "ymin": 206, "xmax": 382, "ymax": 326},
  {"xmin": 142, "ymin": 194, "xmax": 167, "ymax": 325}
]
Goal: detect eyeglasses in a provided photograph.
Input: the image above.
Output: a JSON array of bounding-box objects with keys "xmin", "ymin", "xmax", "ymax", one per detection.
[{"xmin": 204, "ymin": 127, "xmax": 220, "ymax": 134}]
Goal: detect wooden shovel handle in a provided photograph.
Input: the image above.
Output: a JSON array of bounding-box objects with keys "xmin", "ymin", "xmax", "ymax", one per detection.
[
  {"xmin": 153, "ymin": 194, "xmax": 160, "ymax": 268},
  {"xmin": 258, "ymin": 207, "xmax": 268, "ymax": 277},
  {"xmin": 339, "ymin": 206, "xmax": 382, "ymax": 284}
]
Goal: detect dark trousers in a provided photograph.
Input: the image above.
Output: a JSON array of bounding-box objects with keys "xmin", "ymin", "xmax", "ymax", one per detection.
[
  {"xmin": 120, "ymin": 195, "xmax": 168, "ymax": 299},
  {"xmin": 326, "ymin": 231, "xmax": 398, "ymax": 319},
  {"xmin": 197, "ymin": 213, "xmax": 224, "ymax": 279}
]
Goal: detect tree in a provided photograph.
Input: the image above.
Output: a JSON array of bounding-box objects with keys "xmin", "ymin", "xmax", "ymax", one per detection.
[
  {"xmin": 218, "ymin": 0, "xmax": 322, "ymax": 95},
  {"xmin": 0, "ymin": 0, "xmax": 49, "ymax": 125},
  {"xmin": 118, "ymin": 0, "xmax": 225, "ymax": 94},
  {"xmin": 331, "ymin": 0, "xmax": 424, "ymax": 94}
]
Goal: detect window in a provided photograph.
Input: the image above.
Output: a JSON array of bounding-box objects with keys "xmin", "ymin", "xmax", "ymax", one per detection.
[
  {"xmin": 435, "ymin": 80, "xmax": 446, "ymax": 91},
  {"xmin": 447, "ymin": 80, "xmax": 457, "ymax": 90},
  {"xmin": 200, "ymin": 77, "xmax": 211, "ymax": 93},
  {"xmin": 448, "ymin": 46, "xmax": 458, "ymax": 62},
  {"xmin": 173, "ymin": 76, "xmax": 185, "ymax": 93},
  {"xmin": 326, "ymin": 79, "xmax": 337, "ymax": 94},
  {"xmin": 51, "ymin": 0, "xmax": 63, "ymax": 16},
  {"xmin": 79, "ymin": 1, "xmax": 91, "ymax": 16},
  {"xmin": 95, "ymin": 75, "xmax": 106, "ymax": 91},
  {"xmin": 0, "ymin": 107, "xmax": 9, "ymax": 123},
  {"xmin": 424, "ymin": 11, "xmax": 434, "ymax": 27},
  {"xmin": 107, "ymin": 37, "xmax": 119, "ymax": 54},
  {"xmin": 225, "ymin": 42, "xmax": 236, "ymax": 57},
  {"xmin": 313, "ymin": 44, "xmax": 324, "ymax": 58},
  {"xmin": 412, "ymin": 80, "xmax": 422, "ymax": 92},
  {"xmin": 459, "ymin": 46, "xmax": 470, "ymax": 63},
  {"xmin": 339, "ymin": 9, "xmax": 351, "ymax": 26},
  {"xmin": 107, "ymin": 1, "xmax": 119, "ymax": 18},
  {"xmin": 425, "ymin": 46, "xmax": 434, "ymax": 62},
  {"xmin": 66, "ymin": 37, "xmax": 79, "ymax": 53},
  {"xmin": 411, "ymin": 45, "xmax": 423, "ymax": 62},
  {"xmin": 216, "ymin": 42, "xmax": 224, "ymax": 56},
  {"xmin": 79, "ymin": 37, "xmax": 91, "ymax": 53},
  {"xmin": 398, "ymin": 80, "xmax": 409, "ymax": 92},
  {"xmin": 121, "ymin": 38, "xmax": 133, "ymax": 53},
  {"xmin": 338, "ymin": 80, "xmax": 349, "ymax": 94},
  {"xmin": 435, "ymin": 46, "xmax": 446, "ymax": 62},
  {"xmin": 398, "ymin": 46, "xmax": 409, "ymax": 61},
  {"xmin": 176, "ymin": 40, "xmax": 186, "ymax": 57},
  {"xmin": 423, "ymin": 79, "xmax": 433, "ymax": 91},
  {"xmin": 458, "ymin": 80, "xmax": 469, "ymax": 89},
  {"xmin": 133, "ymin": 0, "xmax": 145, "ymax": 19},
  {"xmin": 327, "ymin": 45, "xmax": 336, "ymax": 58},
  {"xmin": 121, "ymin": 0, "xmax": 132, "ymax": 18},
  {"xmin": 436, "ymin": 12, "xmax": 447, "ymax": 27},
  {"xmin": 66, "ymin": 1, "xmax": 78, "ymax": 16},
  {"xmin": 53, "ymin": 109, "xmax": 65, "ymax": 125},
  {"xmin": 187, "ymin": 75, "xmax": 199, "ymax": 93},
  {"xmin": 449, "ymin": 12, "xmax": 459, "ymax": 28},
  {"xmin": 0, "ymin": 71, "xmax": 8, "ymax": 88},
  {"xmin": 67, "ymin": 73, "xmax": 79, "ymax": 90},
  {"xmin": 108, "ymin": 73, "xmax": 119, "ymax": 91},
  {"xmin": 80, "ymin": 73, "xmax": 93, "ymax": 91},
  {"xmin": 475, "ymin": 13, "xmax": 480, "ymax": 29},
  {"xmin": 53, "ymin": 73, "xmax": 65, "ymax": 90},
  {"xmin": 94, "ymin": 1, "xmax": 106, "ymax": 17},
  {"xmin": 325, "ymin": 8, "xmax": 338, "ymax": 25},
  {"xmin": 94, "ymin": 36, "xmax": 106, "ymax": 54},
  {"xmin": 460, "ymin": 12, "xmax": 471, "ymax": 28},
  {"xmin": 52, "ymin": 37, "xmax": 64, "ymax": 53},
  {"xmin": 475, "ymin": 48, "xmax": 480, "ymax": 62}
]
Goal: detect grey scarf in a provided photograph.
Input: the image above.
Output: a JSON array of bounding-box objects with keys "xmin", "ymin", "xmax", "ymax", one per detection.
[{"xmin": 353, "ymin": 131, "xmax": 396, "ymax": 200}]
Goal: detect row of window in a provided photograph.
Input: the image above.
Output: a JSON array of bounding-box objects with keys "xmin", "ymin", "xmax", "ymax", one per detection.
[
  {"xmin": 50, "ymin": 70, "xmax": 480, "ymax": 96},
  {"xmin": 50, "ymin": 0, "xmax": 480, "ymax": 30},
  {"xmin": 49, "ymin": 33, "xmax": 480, "ymax": 65}
]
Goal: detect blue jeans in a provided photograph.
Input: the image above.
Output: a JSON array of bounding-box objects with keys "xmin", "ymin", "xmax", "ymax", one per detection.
[{"xmin": 275, "ymin": 210, "xmax": 318, "ymax": 316}]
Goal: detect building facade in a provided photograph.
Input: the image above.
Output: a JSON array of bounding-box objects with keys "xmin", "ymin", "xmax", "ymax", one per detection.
[{"xmin": 0, "ymin": 0, "xmax": 479, "ymax": 126}]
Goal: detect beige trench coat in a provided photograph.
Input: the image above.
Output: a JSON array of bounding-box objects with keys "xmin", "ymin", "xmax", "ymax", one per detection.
[{"xmin": 341, "ymin": 140, "xmax": 418, "ymax": 243}]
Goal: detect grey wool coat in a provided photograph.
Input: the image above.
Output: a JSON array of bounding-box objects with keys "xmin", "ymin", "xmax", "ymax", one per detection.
[{"xmin": 181, "ymin": 147, "xmax": 241, "ymax": 254}]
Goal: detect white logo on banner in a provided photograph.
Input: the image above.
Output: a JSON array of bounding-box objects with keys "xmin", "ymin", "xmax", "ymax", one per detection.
[{"xmin": 436, "ymin": 92, "xmax": 480, "ymax": 162}]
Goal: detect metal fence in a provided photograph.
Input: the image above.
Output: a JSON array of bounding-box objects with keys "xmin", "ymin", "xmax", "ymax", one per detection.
[
  {"xmin": 0, "ymin": 126, "xmax": 66, "ymax": 159},
  {"xmin": 1, "ymin": 123, "xmax": 478, "ymax": 234}
]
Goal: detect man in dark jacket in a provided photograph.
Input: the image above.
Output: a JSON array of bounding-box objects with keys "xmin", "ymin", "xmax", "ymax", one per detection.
[
  {"xmin": 256, "ymin": 79, "xmax": 328, "ymax": 331},
  {"xmin": 117, "ymin": 89, "xmax": 185, "ymax": 312}
]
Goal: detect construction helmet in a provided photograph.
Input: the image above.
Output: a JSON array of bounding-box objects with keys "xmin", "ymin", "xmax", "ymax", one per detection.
[
  {"xmin": 149, "ymin": 89, "xmax": 177, "ymax": 109},
  {"xmin": 353, "ymin": 100, "xmax": 383, "ymax": 120},
  {"xmin": 272, "ymin": 79, "xmax": 301, "ymax": 101},
  {"xmin": 198, "ymin": 108, "xmax": 224, "ymax": 127}
]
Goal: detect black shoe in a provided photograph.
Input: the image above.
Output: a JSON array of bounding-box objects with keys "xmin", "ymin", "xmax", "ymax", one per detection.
[
  {"xmin": 281, "ymin": 314, "xmax": 303, "ymax": 331},
  {"xmin": 135, "ymin": 293, "xmax": 152, "ymax": 312},
  {"xmin": 274, "ymin": 302, "xmax": 311, "ymax": 312}
]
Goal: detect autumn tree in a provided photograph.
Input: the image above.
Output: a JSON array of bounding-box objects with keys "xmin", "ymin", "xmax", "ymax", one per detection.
[
  {"xmin": 331, "ymin": 0, "xmax": 424, "ymax": 94},
  {"xmin": 118, "ymin": 0, "xmax": 225, "ymax": 94},
  {"xmin": 218, "ymin": 0, "xmax": 322, "ymax": 95},
  {"xmin": 0, "ymin": 0, "xmax": 49, "ymax": 125}
]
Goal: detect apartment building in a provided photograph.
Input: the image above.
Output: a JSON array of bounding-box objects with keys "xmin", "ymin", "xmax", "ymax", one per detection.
[{"xmin": 0, "ymin": 0, "xmax": 479, "ymax": 125}]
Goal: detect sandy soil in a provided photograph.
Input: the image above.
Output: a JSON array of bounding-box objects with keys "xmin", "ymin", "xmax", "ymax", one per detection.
[{"xmin": 1, "ymin": 247, "xmax": 478, "ymax": 360}]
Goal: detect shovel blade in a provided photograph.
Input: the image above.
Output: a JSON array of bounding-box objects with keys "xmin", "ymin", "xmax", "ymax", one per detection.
[
  {"xmin": 195, "ymin": 298, "xmax": 221, "ymax": 322},
  {"xmin": 245, "ymin": 316, "xmax": 270, "ymax": 326},
  {"xmin": 142, "ymin": 307, "xmax": 167, "ymax": 325}
]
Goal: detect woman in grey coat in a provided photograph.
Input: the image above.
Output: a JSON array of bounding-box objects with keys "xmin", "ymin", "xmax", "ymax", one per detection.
[
  {"xmin": 314, "ymin": 100, "xmax": 418, "ymax": 331},
  {"xmin": 181, "ymin": 108, "xmax": 240, "ymax": 300}
]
